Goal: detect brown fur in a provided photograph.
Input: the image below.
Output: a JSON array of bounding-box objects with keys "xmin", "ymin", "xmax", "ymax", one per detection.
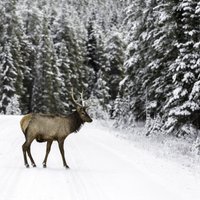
[{"xmin": 20, "ymin": 107, "xmax": 92, "ymax": 168}]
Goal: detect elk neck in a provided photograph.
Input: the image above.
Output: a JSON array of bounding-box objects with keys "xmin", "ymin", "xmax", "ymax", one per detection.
[{"xmin": 68, "ymin": 111, "xmax": 84, "ymax": 133}]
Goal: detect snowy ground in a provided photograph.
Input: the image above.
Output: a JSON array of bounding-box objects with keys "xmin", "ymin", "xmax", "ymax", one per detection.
[{"xmin": 1, "ymin": 116, "xmax": 200, "ymax": 200}]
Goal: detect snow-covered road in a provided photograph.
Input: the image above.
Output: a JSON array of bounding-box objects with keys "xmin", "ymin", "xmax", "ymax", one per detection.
[{"xmin": 0, "ymin": 115, "xmax": 200, "ymax": 200}]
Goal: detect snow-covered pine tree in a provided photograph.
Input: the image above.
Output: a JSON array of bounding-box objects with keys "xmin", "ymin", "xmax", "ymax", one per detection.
[
  {"xmin": 165, "ymin": 0, "xmax": 200, "ymax": 135},
  {"xmin": 53, "ymin": 2, "xmax": 89, "ymax": 109},
  {"xmin": 85, "ymin": 14, "xmax": 100, "ymax": 92},
  {"xmin": 112, "ymin": 76, "xmax": 133, "ymax": 129},
  {"xmin": 6, "ymin": 94, "xmax": 21, "ymax": 115},
  {"xmin": 104, "ymin": 30, "xmax": 125, "ymax": 117},
  {"xmin": 104, "ymin": 30, "xmax": 125, "ymax": 101},
  {"xmin": 31, "ymin": 13, "xmax": 61, "ymax": 113},
  {"xmin": 188, "ymin": 1, "xmax": 200, "ymax": 130},
  {"xmin": 17, "ymin": 0, "xmax": 44, "ymax": 114},
  {"xmin": 119, "ymin": 0, "xmax": 148, "ymax": 123},
  {"xmin": 56, "ymin": 40, "xmax": 72, "ymax": 112},
  {"xmin": 0, "ymin": 42, "xmax": 18, "ymax": 114},
  {"xmin": 138, "ymin": 1, "xmax": 178, "ymax": 122},
  {"xmin": 0, "ymin": 0, "xmax": 23, "ymax": 114},
  {"xmin": 91, "ymin": 46, "xmax": 110, "ymax": 115}
]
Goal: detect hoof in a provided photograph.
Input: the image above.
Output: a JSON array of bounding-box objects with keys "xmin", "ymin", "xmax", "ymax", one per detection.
[
  {"xmin": 43, "ymin": 164, "xmax": 47, "ymax": 168},
  {"xmin": 32, "ymin": 164, "xmax": 37, "ymax": 167},
  {"xmin": 64, "ymin": 165, "xmax": 69, "ymax": 169},
  {"xmin": 43, "ymin": 162, "xmax": 47, "ymax": 168},
  {"xmin": 25, "ymin": 164, "xmax": 29, "ymax": 168}
]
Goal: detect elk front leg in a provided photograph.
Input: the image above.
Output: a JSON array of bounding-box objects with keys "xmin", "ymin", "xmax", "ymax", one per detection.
[
  {"xmin": 27, "ymin": 146, "xmax": 36, "ymax": 167},
  {"xmin": 58, "ymin": 139, "xmax": 69, "ymax": 168},
  {"xmin": 43, "ymin": 140, "xmax": 53, "ymax": 168},
  {"xmin": 22, "ymin": 137, "xmax": 35, "ymax": 168}
]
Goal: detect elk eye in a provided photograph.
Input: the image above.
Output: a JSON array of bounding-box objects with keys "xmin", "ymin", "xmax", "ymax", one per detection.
[{"xmin": 81, "ymin": 112, "xmax": 85, "ymax": 115}]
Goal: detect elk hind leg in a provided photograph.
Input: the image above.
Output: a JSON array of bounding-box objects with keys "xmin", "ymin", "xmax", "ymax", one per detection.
[{"xmin": 22, "ymin": 141, "xmax": 30, "ymax": 168}]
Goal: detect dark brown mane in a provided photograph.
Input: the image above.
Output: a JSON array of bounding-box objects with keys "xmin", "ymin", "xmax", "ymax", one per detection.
[{"xmin": 68, "ymin": 111, "xmax": 84, "ymax": 133}]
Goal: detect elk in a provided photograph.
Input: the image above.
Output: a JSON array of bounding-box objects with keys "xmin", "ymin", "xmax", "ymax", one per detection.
[{"xmin": 20, "ymin": 90, "xmax": 92, "ymax": 168}]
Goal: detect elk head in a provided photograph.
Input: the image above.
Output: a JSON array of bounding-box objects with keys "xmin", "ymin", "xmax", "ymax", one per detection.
[{"xmin": 70, "ymin": 89, "xmax": 93, "ymax": 123}]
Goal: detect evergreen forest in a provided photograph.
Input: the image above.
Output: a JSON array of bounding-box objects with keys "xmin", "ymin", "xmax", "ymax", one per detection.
[{"xmin": 0, "ymin": 0, "xmax": 200, "ymax": 137}]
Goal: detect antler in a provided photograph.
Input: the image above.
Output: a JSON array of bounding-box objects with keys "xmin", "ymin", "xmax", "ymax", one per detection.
[
  {"xmin": 79, "ymin": 90, "xmax": 85, "ymax": 107},
  {"xmin": 70, "ymin": 88, "xmax": 82, "ymax": 107},
  {"xmin": 70, "ymin": 88, "xmax": 89, "ymax": 107}
]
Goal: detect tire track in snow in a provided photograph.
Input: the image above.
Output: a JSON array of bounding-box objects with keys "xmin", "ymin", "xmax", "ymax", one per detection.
[
  {"xmin": 15, "ymin": 168, "xmax": 73, "ymax": 200},
  {"xmin": 0, "ymin": 117, "xmax": 26, "ymax": 200},
  {"xmin": 80, "ymin": 129, "xmax": 188, "ymax": 200},
  {"xmin": 66, "ymin": 136, "xmax": 109, "ymax": 200},
  {"xmin": 0, "ymin": 168, "xmax": 23, "ymax": 200}
]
